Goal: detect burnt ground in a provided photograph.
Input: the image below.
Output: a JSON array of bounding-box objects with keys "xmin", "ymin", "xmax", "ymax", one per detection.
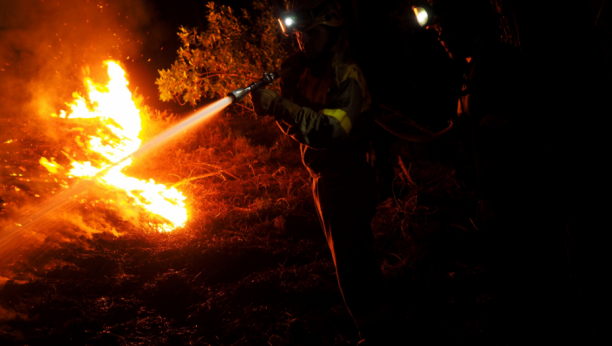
[{"xmin": 0, "ymin": 108, "xmax": 549, "ymax": 345}]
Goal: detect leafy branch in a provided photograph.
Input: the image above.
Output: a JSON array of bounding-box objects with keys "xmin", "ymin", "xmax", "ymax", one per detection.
[{"xmin": 156, "ymin": 0, "xmax": 288, "ymax": 110}]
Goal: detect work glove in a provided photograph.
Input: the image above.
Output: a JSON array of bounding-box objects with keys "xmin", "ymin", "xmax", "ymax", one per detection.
[
  {"xmin": 251, "ymin": 89, "xmax": 301, "ymax": 121},
  {"xmin": 251, "ymin": 88, "xmax": 280, "ymax": 117}
]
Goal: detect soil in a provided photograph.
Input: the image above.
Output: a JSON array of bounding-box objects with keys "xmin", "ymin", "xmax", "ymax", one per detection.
[{"xmin": 0, "ymin": 108, "xmax": 573, "ymax": 345}]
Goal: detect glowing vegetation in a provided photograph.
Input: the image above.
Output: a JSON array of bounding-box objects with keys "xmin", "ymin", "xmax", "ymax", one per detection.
[
  {"xmin": 40, "ymin": 61, "xmax": 187, "ymax": 232},
  {"xmin": 156, "ymin": 0, "xmax": 287, "ymax": 108}
]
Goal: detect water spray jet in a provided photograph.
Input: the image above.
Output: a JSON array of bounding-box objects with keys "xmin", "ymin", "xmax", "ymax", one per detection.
[{"xmin": 0, "ymin": 70, "xmax": 282, "ymax": 263}]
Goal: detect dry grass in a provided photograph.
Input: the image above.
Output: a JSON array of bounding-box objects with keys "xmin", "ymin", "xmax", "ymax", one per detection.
[{"xmin": 0, "ymin": 104, "xmax": 495, "ymax": 345}]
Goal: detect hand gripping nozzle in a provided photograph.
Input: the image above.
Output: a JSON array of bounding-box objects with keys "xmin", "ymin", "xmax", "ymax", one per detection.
[{"xmin": 227, "ymin": 72, "xmax": 278, "ymax": 103}]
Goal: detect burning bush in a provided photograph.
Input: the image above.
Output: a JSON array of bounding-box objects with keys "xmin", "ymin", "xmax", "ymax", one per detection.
[{"xmin": 156, "ymin": 0, "xmax": 287, "ymax": 109}]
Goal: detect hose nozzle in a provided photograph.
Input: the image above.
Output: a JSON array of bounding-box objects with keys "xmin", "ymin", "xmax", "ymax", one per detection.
[{"xmin": 228, "ymin": 72, "xmax": 278, "ymax": 103}]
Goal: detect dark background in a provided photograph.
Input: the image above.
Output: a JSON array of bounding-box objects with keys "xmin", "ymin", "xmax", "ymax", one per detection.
[
  {"xmin": 125, "ymin": 0, "xmax": 462, "ymax": 127},
  {"xmin": 1, "ymin": 0, "xmax": 608, "ymax": 315},
  {"xmin": 138, "ymin": 2, "xmax": 610, "ymax": 339},
  {"xmin": 0, "ymin": 0, "xmax": 609, "ymax": 342},
  {"xmin": 2, "ymin": 0, "xmax": 609, "ymax": 117},
  {"xmin": 125, "ymin": 0, "xmax": 279, "ymax": 113}
]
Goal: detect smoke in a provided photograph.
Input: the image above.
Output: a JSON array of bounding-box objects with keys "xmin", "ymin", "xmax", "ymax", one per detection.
[
  {"xmin": 0, "ymin": 0, "xmax": 156, "ymax": 129},
  {"xmin": 0, "ymin": 0, "xmax": 161, "ymax": 273},
  {"xmin": 0, "ymin": 0, "xmax": 158, "ymax": 198}
]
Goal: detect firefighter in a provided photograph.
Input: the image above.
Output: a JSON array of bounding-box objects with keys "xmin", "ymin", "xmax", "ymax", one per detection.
[
  {"xmin": 251, "ymin": 0, "xmax": 404, "ymax": 344},
  {"xmin": 412, "ymin": 0, "xmax": 528, "ymax": 227},
  {"xmin": 411, "ymin": 0, "xmax": 573, "ymax": 342}
]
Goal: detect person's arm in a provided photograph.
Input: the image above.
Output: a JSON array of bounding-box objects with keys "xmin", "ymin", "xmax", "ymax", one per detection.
[{"xmin": 256, "ymin": 69, "xmax": 366, "ymax": 149}]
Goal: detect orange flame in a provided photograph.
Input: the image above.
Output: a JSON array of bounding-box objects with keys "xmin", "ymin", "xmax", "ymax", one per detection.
[{"xmin": 41, "ymin": 61, "xmax": 187, "ymax": 232}]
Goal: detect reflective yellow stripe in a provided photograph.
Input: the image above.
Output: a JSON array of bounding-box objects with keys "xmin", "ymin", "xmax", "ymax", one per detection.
[
  {"xmin": 340, "ymin": 64, "xmax": 360, "ymax": 84},
  {"xmin": 339, "ymin": 64, "xmax": 371, "ymax": 112},
  {"xmin": 321, "ymin": 108, "xmax": 352, "ymax": 134}
]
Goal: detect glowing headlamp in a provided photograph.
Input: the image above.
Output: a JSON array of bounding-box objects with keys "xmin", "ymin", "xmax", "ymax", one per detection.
[
  {"xmin": 278, "ymin": 1, "xmax": 342, "ymax": 36},
  {"xmin": 413, "ymin": 7, "xmax": 429, "ymax": 27},
  {"xmin": 278, "ymin": 11, "xmax": 314, "ymax": 36},
  {"xmin": 411, "ymin": 5, "xmax": 434, "ymax": 28},
  {"xmin": 279, "ymin": 15, "xmax": 301, "ymax": 36}
]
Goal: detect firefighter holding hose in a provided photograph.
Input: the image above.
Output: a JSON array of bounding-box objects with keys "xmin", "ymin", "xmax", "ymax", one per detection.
[{"xmin": 249, "ymin": 0, "xmax": 404, "ymax": 344}]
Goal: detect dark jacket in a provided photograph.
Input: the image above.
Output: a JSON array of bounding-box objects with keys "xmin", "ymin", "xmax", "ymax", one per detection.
[{"xmin": 275, "ymin": 53, "xmax": 373, "ymax": 175}]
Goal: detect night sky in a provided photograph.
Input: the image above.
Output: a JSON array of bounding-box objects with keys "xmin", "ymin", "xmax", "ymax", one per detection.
[
  {"xmin": 0, "ymin": 0, "xmax": 273, "ymax": 118},
  {"xmin": 0, "ymin": 0, "xmax": 451, "ymax": 117},
  {"xmin": 1, "ymin": 0, "xmax": 609, "ymax": 116},
  {"xmin": 125, "ymin": 0, "xmax": 261, "ymax": 112}
]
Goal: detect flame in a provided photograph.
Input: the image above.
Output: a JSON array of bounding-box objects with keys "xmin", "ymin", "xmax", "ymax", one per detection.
[
  {"xmin": 39, "ymin": 157, "xmax": 62, "ymax": 174},
  {"xmin": 41, "ymin": 61, "xmax": 187, "ymax": 232}
]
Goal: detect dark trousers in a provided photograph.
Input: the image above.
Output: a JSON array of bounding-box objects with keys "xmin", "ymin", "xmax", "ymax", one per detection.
[{"xmin": 311, "ymin": 164, "xmax": 387, "ymax": 327}]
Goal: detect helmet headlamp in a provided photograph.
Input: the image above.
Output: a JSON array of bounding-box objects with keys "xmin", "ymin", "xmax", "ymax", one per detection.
[
  {"xmin": 411, "ymin": 4, "xmax": 434, "ymax": 28},
  {"xmin": 278, "ymin": 1, "xmax": 343, "ymax": 36},
  {"xmin": 278, "ymin": 10, "xmax": 315, "ymax": 36},
  {"xmin": 413, "ymin": 7, "xmax": 429, "ymax": 27}
]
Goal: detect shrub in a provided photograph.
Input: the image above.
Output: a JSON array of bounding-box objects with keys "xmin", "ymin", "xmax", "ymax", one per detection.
[{"xmin": 156, "ymin": 0, "xmax": 288, "ymax": 110}]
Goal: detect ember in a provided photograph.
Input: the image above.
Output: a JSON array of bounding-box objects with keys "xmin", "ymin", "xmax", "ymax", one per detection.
[{"xmin": 40, "ymin": 61, "xmax": 187, "ymax": 232}]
